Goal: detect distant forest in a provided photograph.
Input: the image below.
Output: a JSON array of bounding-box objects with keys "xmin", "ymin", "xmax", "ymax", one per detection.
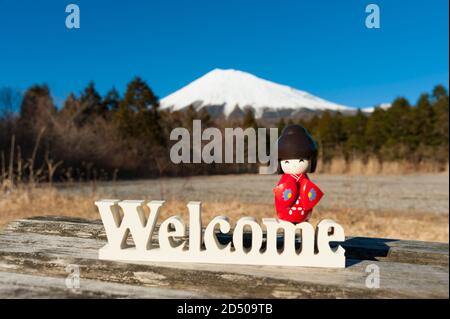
[{"xmin": 0, "ymin": 78, "xmax": 448, "ymax": 184}]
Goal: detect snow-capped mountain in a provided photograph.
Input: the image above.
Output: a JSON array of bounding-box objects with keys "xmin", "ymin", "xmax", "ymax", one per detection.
[
  {"xmin": 160, "ymin": 69, "xmax": 355, "ymax": 119},
  {"xmin": 361, "ymin": 103, "xmax": 392, "ymax": 113}
]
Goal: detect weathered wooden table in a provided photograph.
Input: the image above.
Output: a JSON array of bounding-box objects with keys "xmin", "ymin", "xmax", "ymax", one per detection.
[{"xmin": 0, "ymin": 216, "xmax": 448, "ymax": 298}]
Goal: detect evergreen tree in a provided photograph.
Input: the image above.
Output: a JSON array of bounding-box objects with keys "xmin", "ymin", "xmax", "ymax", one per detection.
[
  {"xmin": 198, "ymin": 107, "xmax": 213, "ymax": 127},
  {"xmin": 60, "ymin": 93, "xmax": 80, "ymax": 117},
  {"xmin": 115, "ymin": 77, "xmax": 163, "ymax": 145},
  {"xmin": 305, "ymin": 115, "xmax": 320, "ymax": 135},
  {"xmin": 276, "ymin": 118, "xmax": 286, "ymax": 134},
  {"xmin": 386, "ymin": 97, "xmax": 412, "ymax": 141},
  {"xmin": 242, "ymin": 109, "xmax": 258, "ymax": 130},
  {"xmin": 343, "ymin": 109, "xmax": 368, "ymax": 157},
  {"xmin": 314, "ymin": 111, "xmax": 346, "ymax": 161},
  {"xmin": 184, "ymin": 105, "xmax": 199, "ymax": 131},
  {"xmin": 102, "ymin": 87, "xmax": 121, "ymax": 113},
  {"xmin": 432, "ymin": 84, "xmax": 448, "ymax": 101},
  {"xmin": 431, "ymin": 85, "xmax": 449, "ymax": 160},
  {"xmin": 365, "ymin": 106, "xmax": 387, "ymax": 156},
  {"xmin": 80, "ymin": 82, "xmax": 104, "ymax": 117},
  {"xmin": 413, "ymin": 94, "xmax": 436, "ymax": 147}
]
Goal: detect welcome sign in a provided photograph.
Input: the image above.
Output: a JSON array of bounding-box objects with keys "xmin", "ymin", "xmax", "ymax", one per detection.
[{"xmin": 96, "ymin": 200, "xmax": 346, "ymax": 268}]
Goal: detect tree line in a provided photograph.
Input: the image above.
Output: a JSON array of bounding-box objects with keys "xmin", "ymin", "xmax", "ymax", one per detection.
[
  {"xmin": 0, "ymin": 78, "xmax": 448, "ymax": 185},
  {"xmin": 283, "ymin": 84, "xmax": 449, "ymax": 167}
]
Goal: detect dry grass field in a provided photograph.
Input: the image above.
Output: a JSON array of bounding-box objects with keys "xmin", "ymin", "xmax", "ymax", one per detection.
[{"xmin": 0, "ymin": 173, "xmax": 448, "ymax": 242}]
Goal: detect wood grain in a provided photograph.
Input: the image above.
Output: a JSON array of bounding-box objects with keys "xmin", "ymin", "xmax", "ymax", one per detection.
[{"xmin": 0, "ymin": 216, "xmax": 448, "ymax": 298}]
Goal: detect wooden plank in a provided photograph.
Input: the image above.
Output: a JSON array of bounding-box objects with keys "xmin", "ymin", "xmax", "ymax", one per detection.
[
  {"xmin": 6, "ymin": 216, "xmax": 449, "ymax": 266},
  {"xmin": 0, "ymin": 217, "xmax": 448, "ymax": 298},
  {"xmin": 0, "ymin": 231, "xmax": 447, "ymax": 298},
  {"xmin": 0, "ymin": 272, "xmax": 211, "ymax": 299},
  {"xmin": 340, "ymin": 236, "xmax": 448, "ymax": 267}
]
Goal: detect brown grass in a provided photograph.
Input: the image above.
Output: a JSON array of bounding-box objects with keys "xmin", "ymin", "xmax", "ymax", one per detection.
[
  {"xmin": 317, "ymin": 157, "xmax": 449, "ymax": 175},
  {"xmin": 0, "ymin": 187, "xmax": 448, "ymax": 243}
]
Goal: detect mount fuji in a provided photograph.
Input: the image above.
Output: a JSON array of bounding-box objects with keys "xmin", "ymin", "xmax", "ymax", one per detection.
[{"xmin": 160, "ymin": 69, "xmax": 362, "ymax": 119}]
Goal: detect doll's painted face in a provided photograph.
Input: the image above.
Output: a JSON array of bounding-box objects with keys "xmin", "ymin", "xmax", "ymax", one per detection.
[{"xmin": 280, "ymin": 159, "xmax": 310, "ymax": 175}]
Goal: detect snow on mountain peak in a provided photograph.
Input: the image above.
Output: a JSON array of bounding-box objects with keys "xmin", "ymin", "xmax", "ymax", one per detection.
[{"xmin": 160, "ymin": 68, "xmax": 353, "ymax": 118}]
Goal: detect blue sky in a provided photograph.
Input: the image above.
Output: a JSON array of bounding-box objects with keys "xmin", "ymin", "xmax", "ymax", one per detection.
[{"xmin": 0, "ymin": 0, "xmax": 448, "ymax": 108}]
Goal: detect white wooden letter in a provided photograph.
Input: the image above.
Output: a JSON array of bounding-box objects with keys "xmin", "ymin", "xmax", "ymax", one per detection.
[
  {"xmin": 187, "ymin": 201, "xmax": 202, "ymax": 253},
  {"xmin": 232, "ymin": 217, "xmax": 263, "ymax": 255},
  {"xmin": 317, "ymin": 219, "xmax": 346, "ymax": 267},
  {"xmin": 98, "ymin": 200, "xmax": 346, "ymax": 268},
  {"xmin": 204, "ymin": 216, "xmax": 232, "ymax": 253},
  {"xmin": 159, "ymin": 216, "xmax": 186, "ymax": 252}
]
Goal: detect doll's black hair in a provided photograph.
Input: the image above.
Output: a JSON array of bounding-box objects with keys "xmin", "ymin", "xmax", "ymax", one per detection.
[{"xmin": 277, "ymin": 124, "xmax": 318, "ymax": 174}]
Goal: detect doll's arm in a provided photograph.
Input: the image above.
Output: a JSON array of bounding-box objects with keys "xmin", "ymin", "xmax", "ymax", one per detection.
[
  {"xmin": 273, "ymin": 181, "xmax": 298, "ymax": 207},
  {"xmin": 298, "ymin": 177, "xmax": 324, "ymax": 211}
]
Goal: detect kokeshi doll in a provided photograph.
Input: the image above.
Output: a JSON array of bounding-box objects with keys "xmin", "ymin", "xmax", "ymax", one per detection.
[{"xmin": 274, "ymin": 125, "xmax": 324, "ymax": 223}]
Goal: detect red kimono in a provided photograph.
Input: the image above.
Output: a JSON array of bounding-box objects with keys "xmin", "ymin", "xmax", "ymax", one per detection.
[{"xmin": 273, "ymin": 173, "xmax": 324, "ymax": 223}]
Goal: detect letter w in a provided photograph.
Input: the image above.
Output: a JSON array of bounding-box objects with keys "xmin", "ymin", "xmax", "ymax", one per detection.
[{"xmin": 95, "ymin": 199, "xmax": 164, "ymax": 251}]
